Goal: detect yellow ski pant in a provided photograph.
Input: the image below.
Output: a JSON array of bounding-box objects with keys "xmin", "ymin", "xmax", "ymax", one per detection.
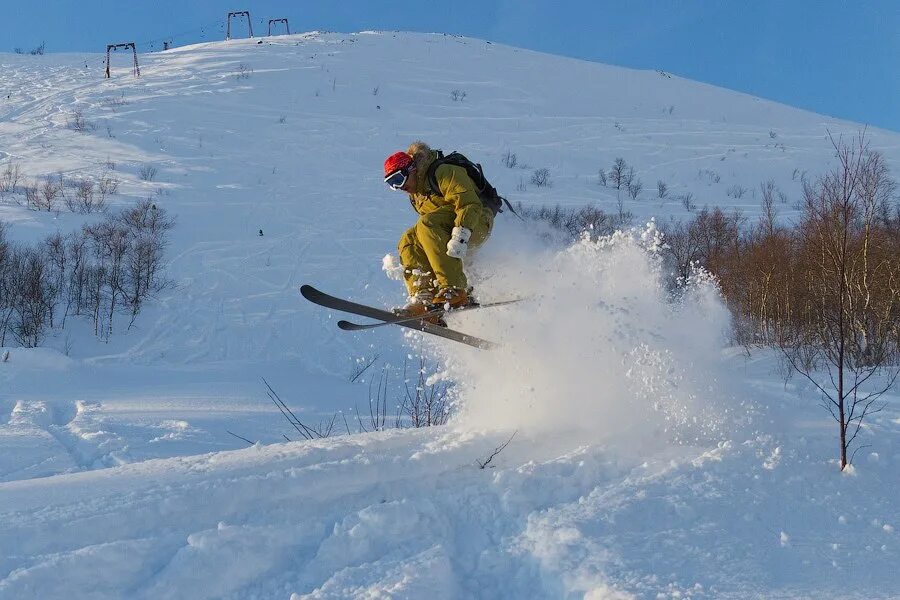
[{"xmin": 398, "ymin": 208, "xmax": 493, "ymax": 297}]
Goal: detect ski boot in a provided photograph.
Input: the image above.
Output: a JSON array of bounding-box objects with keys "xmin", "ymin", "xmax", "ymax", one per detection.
[
  {"xmin": 393, "ymin": 291, "xmax": 443, "ymax": 325},
  {"xmin": 434, "ymin": 287, "xmax": 476, "ymax": 311}
]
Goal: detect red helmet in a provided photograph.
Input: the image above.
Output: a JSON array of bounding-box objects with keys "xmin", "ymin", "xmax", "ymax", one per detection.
[{"xmin": 383, "ymin": 151, "xmax": 413, "ymax": 177}]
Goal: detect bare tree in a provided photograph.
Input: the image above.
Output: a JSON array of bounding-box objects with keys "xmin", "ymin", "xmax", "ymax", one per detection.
[
  {"xmin": 609, "ymin": 158, "xmax": 629, "ymax": 190},
  {"xmin": 8, "ymin": 248, "xmax": 50, "ymax": 347},
  {"xmin": 530, "ymin": 168, "xmax": 551, "ymax": 187},
  {"xmin": 627, "ymin": 177, "xmax": 643, "ymax": 200},
  {"xmin": 623, "ymin": 166, "xmax": 636, "ymax": 190},
  {"xmin": 760, "ymin": 180, "xmax": 778, "ymax": 236},
  {"xmin": 727, "ymin": 184, "xmax": 747, "ymax": 199},
  {"xmin": 42, "ymin": 233, "xmax": 67, "ymax": 328},
  {"xmin": 67, "ymin": 179, "xmax": 99, "ymax": 213},
  {"xmin": 0, "ymin": 163, "xmax": 21, "ymax": 198},
  {"xmin": 139, "ymin": 165, "xmax": 158, "ymax": 181},
  {"xmin": 97, "ymin": 170, "xmax": 119, "ymax": 207},
  {"xmin": 779, "ymin": 133, "xmax": 900, "ymax": 470},
  {"xmin": 0, "ymin": 222, "xmax": 12, "ymax": 345},
  {"xmin": 656, "ymin": 180, "xmax": 668, "ymax": 199}
]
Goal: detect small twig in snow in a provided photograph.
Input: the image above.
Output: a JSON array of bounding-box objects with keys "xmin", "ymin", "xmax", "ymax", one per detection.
[
  {"xmin": 227, "ymin": 430, "xmax": 255, "ymax": 446},
  {"xmin": 476, "ymin": 430, "xmax": 518, "ymax": 469}
]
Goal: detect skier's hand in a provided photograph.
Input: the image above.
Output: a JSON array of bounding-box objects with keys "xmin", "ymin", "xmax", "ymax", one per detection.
[{"xmin": 446, "ymin": 226, "xmax": 471, "ymax": 259}]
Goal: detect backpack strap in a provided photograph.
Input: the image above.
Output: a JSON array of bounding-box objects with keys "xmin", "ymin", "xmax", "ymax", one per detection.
[
  {"xmin": 425, "ymin": 150, "xmax": 446, "ymax": 196},
  {"xmin": 425, "ymin": 150, "xmax": 523, "ymax": 219},
  {"xmin": 499, "ymin": 196, "xmax": 525, "ymax": 220}
]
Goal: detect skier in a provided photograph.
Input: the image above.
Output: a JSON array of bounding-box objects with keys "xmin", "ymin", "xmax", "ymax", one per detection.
[{"xmin": 383, "ymin": 141, "xmax": 494, "ymax": 321}]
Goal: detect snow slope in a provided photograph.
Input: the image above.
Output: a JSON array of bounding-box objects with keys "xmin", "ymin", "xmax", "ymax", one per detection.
[{"xmin": 1, "ymin": 32, "xmax": 899, "ymax": 598}]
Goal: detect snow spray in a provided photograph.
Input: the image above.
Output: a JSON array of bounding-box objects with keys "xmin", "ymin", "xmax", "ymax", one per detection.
[{"xmin": 420, "ymin": 220, "xmax": 735, "ymax": 451}]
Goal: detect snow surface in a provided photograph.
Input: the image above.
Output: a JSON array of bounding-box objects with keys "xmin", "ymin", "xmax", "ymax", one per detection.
[{"xmin": 1, "ymin": 32, "xmax": 899, "ymax": 598}]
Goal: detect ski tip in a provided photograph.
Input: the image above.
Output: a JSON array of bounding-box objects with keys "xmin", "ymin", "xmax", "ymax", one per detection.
[
  {"xmin": 299, "ymin": 284, "xmax": 317, "ymax": 299},
  {"xmin": 336, "ymin": 320, "xmax": 357, "ymax": 331}
]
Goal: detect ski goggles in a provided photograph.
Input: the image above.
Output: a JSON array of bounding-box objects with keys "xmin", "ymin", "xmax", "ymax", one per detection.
[{"xmin": 384, "ymin": 165, "xmax": 413, "ymax": 190}]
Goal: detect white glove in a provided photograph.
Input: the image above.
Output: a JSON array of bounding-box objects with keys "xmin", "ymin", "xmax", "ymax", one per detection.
[{"xmin": 446, "ymin": 226, "xmax": 471, "ymax": 259}]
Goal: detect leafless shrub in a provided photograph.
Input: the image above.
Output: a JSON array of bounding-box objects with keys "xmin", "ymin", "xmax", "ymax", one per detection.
[
  {"xmin": 372, "ymin": 86, "xmax": 379, "ymax": 96},
  {"xmin": 97, "ymin": 170, "xmax": 119, "ymax": 205},
  {"xmin": 4, "ymin": 247, "xmax": 50, "ymax": 347},
  {"xmin": 102, "ymin": 92, "xmax": 127, "ymax": 109},
  {"xmin": 139, "ymin": 165, "xmax": 158, "ymax": 182},
  {"xmin": 116, "ymin": 199, "xmax": 175, "ymax": 326},
  {"xmin": 623, "ymin": 166, "xmax": 635, "ymax": 189},
  {"xmin": 23, "ymin": 181, "xmax": 39, "ymax": 209},
  {"xmin": 530, "ymin": 168, "xmax": 551, "ymax": 188},
  {"xmin": 66, "ymin": 178, "xmax": 104, "ymax": 213},
  {"xmin": 656, "ymin": 180, "xmax": 668, "ymax": 199},
  {"xmin": 616, "ymin": 197, "xmax": 634, "ymax": 228},
  {"xmin": 515, "ymin": 203, "xmax": 628, "ymax": 240},
  {"xmin": 727, "ymin": 184, "xmax": 747, "ymax": 199},
  {"xmin": 627, "ymin": 177, "xmax": 643, "ymax": 200},
  {"xmin": 502, "ymin": 151, "xmax": 518, "ymax": 169},
  {"xmin": 400, "ymin": 358, "xmax": 451, "ymax": 427},
  {"xmin": 769, "ymin": 130, "xmax": 778, "ymax": 139},
  {"xmin": 356, "ymin": 364, "xmax": 396, "ymax": 432},
  {"xmin": 658, "ymin": 207, "xmax": 742, "ymax": 283},
  {"xmin": 450, "ymin": 89, "xmax": 467, "ymax": 102},
  {"xmin": 678, "ymin": 192, "xmax": 696, "ymax": 211},
  {"xmin": 0, "ymin": 223, "xmax": 10, "ymax": 344},
  {"xmin": 698, "ymin": 169, "xmax": 721, "ymax": 184},
  {"xmin": 236, "ymin": 63, "xmax": 253, "ymax": 79},
  {"xmin": 263, "ymin": 378, "xmax": 336, "ymax": 440},
  {"xmin": 0, "ymin": 199, "xmax": 173, "ymax": 345},
  {"xmin": 349, "ymin": 354, "xmax": 379, "ymax": 383},
  {"xmin": 278, "ymin": 115, "xmax": 286, "ymax": 124},
  {"xmin": 597, "ymin": 169, "xmax": 607, "ymax": 187},
  {"xmin": 24, "ymin": 178, "xmax": 61, "ymax": 211},
  {"xmin": 67, "ymin": 109, "xmax": 94, "ymax": 132},
  {"xmin": 0, "ymin": 163, "xmax": 21, "ymax": 197},
  {"xmin": 516, "ymin": 177, "xmax": 526, "ymax": 193}
]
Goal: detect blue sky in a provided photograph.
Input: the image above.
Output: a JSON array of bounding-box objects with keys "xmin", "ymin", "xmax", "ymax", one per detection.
[{"xmin": 7, "ymin": 0, "xmax": 898, "ymax": 131}]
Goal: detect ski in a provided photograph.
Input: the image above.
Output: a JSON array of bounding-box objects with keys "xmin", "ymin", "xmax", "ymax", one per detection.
[
  {"xmin": 336, "ymin": 297, "xmax": 523, "ymax": 331},
  {"xmin": 300, "ymin": 285, "xmax": 496, "ymax": 350}
]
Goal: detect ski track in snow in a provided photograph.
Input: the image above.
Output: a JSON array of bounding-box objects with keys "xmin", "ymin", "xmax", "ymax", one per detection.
[{"xmin": 1, "ymin": 32, "xmax": 899, "ymax": 598}]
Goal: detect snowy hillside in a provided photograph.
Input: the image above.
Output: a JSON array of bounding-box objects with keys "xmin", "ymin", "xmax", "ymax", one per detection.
[{"xmin": 1, "ymin": 32, "xmax": 899, "ymax": 599}]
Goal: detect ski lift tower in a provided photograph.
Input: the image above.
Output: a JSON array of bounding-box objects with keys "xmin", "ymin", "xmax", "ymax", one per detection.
[
  {"xmin": 268, "ymin": 18, "xmax": 290, "ymax": 36},
  {"xmin": 226, "ymin": 11, "xmax": 253, "ymax": 40},
  {"xmin": 105, "ymin": 42, "xmax": 140, "ymax": 78}
]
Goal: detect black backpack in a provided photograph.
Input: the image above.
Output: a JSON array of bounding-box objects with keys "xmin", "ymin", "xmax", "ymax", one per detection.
[{"xmin": 426, "ymin": 151, "xmax": 515, "ymax": 217}]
